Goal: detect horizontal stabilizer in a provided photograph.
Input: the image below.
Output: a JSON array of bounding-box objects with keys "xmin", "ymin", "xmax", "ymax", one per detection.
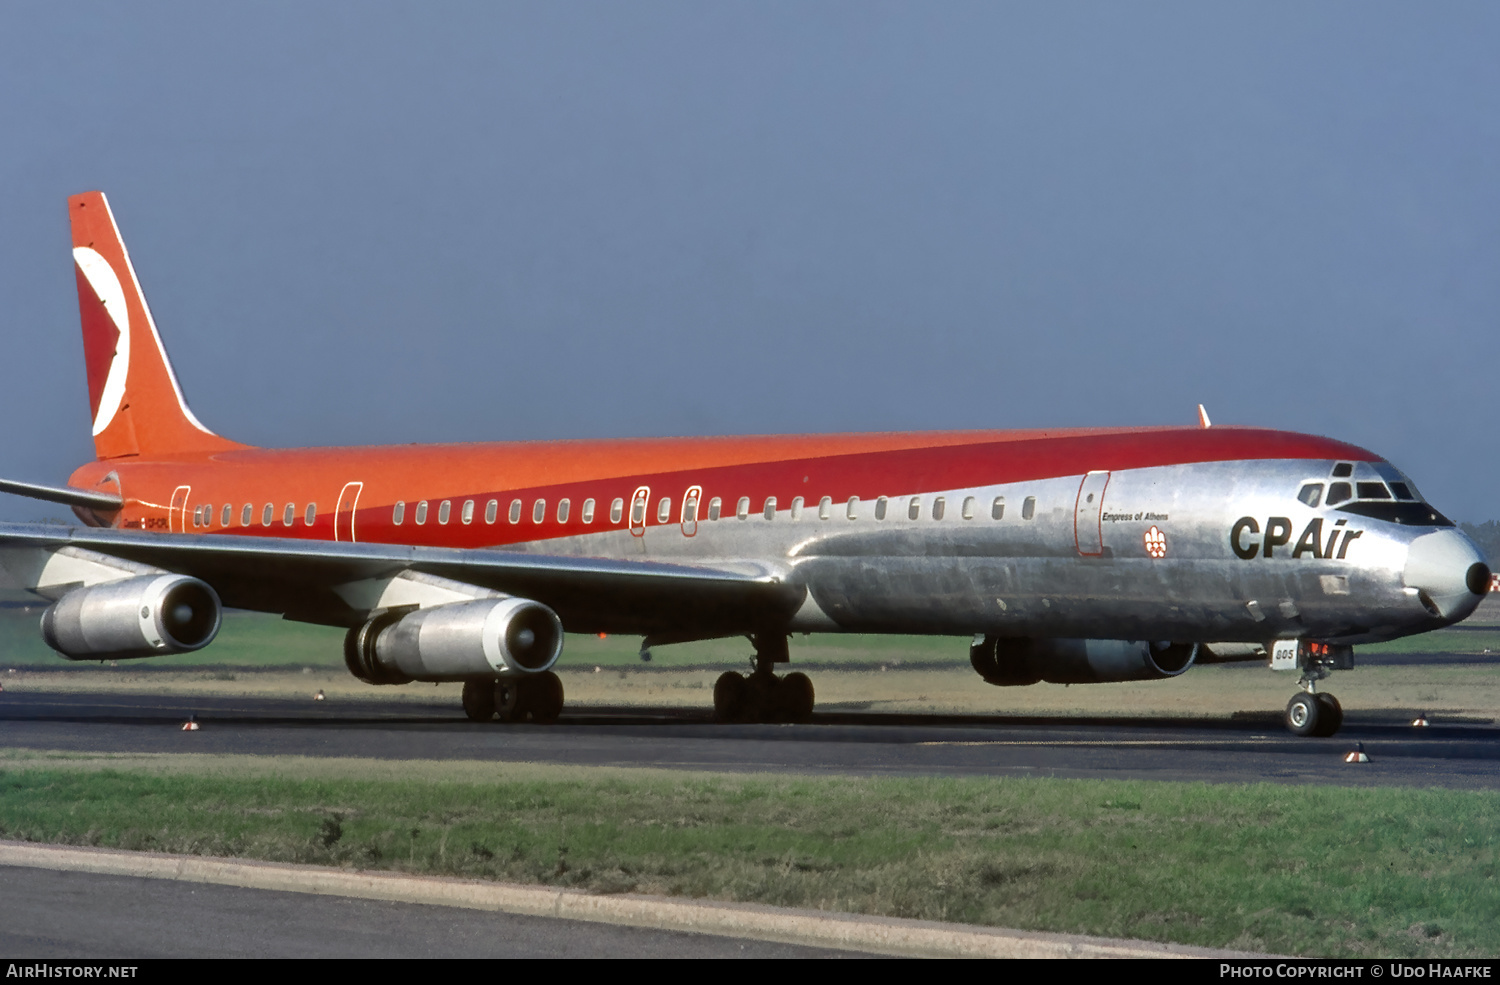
[{"xmin": 0, "ymin": 478, "xmax": 123, "ymax": 511}]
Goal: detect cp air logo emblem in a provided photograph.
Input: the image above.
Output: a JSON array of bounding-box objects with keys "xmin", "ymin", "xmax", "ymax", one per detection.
[
  {"xmin": 1143, "ymin": 526, "xmax": 1167, "ymax": 558},
  {"xmin": 1231, "ymin": 517, "xmax": 1363, "ymax": 560}
]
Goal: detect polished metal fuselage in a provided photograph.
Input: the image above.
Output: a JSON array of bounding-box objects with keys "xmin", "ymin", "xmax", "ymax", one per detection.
[{"xmin": 524, "ymin": 457, "xmax": 1482, "ymax": 646}]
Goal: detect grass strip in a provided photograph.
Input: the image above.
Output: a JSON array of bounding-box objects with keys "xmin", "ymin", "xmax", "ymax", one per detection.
[{"xmin": 1, "ymin": 750, "xmax": 1495, "ymax": 958}]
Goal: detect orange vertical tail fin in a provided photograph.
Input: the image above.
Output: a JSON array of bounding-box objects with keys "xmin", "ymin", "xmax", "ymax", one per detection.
[{"xmin": 69, "ymin": 192, "xmax": 248, "ymax": 460}]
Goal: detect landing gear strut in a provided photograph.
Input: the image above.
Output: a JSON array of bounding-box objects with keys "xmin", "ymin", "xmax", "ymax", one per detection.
[
  {"xmin": 712, "ymin": 634, "xmax": 815, "ymax": 724},
  {"xmin": 1280, "ymin": 641, "xmax": 1348, "ymax": 737},
  {"xmin": 462, "ymin": 672, "xmax": 564, "ymax": 724}
]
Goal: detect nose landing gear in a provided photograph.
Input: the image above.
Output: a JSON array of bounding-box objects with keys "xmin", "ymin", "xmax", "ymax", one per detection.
[
  {"xmin": 1274, "ymin": 640, "xmax": 1351, "ymax": 737},
  {"xmin": 713, "ymin": 634, "xmax": 815, "ymax": 723},
  {"xmin": 1285, "ymin": 690, "xmax": 1343, "ymax": 737}
]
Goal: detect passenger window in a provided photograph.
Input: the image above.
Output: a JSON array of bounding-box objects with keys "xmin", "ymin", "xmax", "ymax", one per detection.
[
  {"xmin": 485, "ymin": 500, "xmax": 498, "ymax": 524},
  {"xmin": 818, "ymin": 496, "xmax": 831, "ymax": 520},
  {"xmin": 875, "ymin": 496, "xmax": 888, "ymax": 520},
  {"xmin": 509, "ymin": 499, "xmax": 522, "ymax": 524},
  {"xmin": 393, "ymin": 501, "xmax": 405, "ymax": 525},
  {"xmin": 1332, "ymin": 463, "xmax": 1354, "ymax": 478},
  {"xmin": 961, "ymin": 497, "xmax": 975, "ymax": 520},
  {"xmin": 221, "ymin": 504, "xmax": 232, "ymax": 527},
  {"xmin": 582, "ymin": 498, "xmax": 595, "ymax": 524},
  {"xmin": 708, "ymin": 497, "xmax": 722, "ymax": 521},
  {"xmin": 846, "ymin": 496, "xmax": 859, "ymax": 520},
  {"xmin": 657, "ymin": 498, "xmax": 671, "ymax": 523},
  {"xmin": 193, "ymin": 506, "xmax": 203, "ymax": 527},
  {"xmin": 461, "ymin": 500, "xmax": 474, "ymax": 524},
  {"xmin": 992, "ymin": 497, "xmax": 1005, "ymax": 520},
  {"xmin": 790, "ymin": 496, "xmax": 803, "ymax": 520},
  {"xmin": 933, "ymin": 497, "xmax": 946, "ymax": 520},
  {"xmin": 1022, "ymin": 497, "xmax": 1036, "ymax": 520},
  {"xmin": 262, "ymin": 504, "xmax": 274, "ymax": 526},
  {"xmin": 736, "ymin": 497, "xmax": 750, "ymax": 520},
  {"xmin": 763, "ymin": 497, "xmax": 777, "ymax": 520},
  {"xmin": 631, "ymin": 497, "xmax": 647, "ymax": 525},
  {"xmin": 283, "ymin": 503, "xmax": 295, "ymax": 526},
  {"xmin": 416, "ymin": 500, "xmax": 428, "ymax": 524},
  {"xmin": 438, "ymin": 500, "xmax": 451, "ymax": 525},
  {"xmin": 241, "ymin": 504, "xmax": 252, "ymax": 526},
  {"xmin": 1357, "ymin": 482, "xmax": 1392, "ymax": 500},
  {"xmin": 610, "ymin": 498, "xmax": 624, "ymax": 523},
  {"xmin": 908, "ymin": 497, "xmax": 921, "ymax": 520},
  {"xmin": 533, "ymin": 499, "xmax": 546, "ymax": 523},
  {"xmin": 558, "ymin": 499, "xmax": 571, "ymax": 523},
  {"xmin": 1326, "ymin": 482, "xmax": 1352, "ymax": 506},
  {"xmin": 1297, "ymin": 483, "xmax": 1323, "ymax": 508},
  {"xmin": 304, "ymin": 503, "xmax": 316, "ymax": 526}
]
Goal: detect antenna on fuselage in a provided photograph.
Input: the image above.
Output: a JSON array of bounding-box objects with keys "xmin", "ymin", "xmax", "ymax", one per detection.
[{"xmin": 1197, "ymin": 404, "xmax": 1212, "ymax": 429}]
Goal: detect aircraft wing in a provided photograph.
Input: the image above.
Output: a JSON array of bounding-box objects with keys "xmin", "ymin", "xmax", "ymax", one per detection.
[{"xmin": 0, "ymin": 521, "xmax": 802, "ymax": 636}]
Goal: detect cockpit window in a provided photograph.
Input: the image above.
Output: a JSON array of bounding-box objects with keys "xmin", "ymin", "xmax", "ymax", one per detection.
[
  {"xmin": 1388, "ymin": 482, "xmax": 1414, "ymax": 501},
  {"xmin": 1331, "ymin": 462, "xmax": 1354, "ymax": 478},
  {"xmin": 1297, "ymin": 483, "xmax": 1323, "ymax": 508},
  {"xmin": 1356, "ymin": 482, "xmax": 1391, "ymax": 500},
  {"xmin": 1326, "ymin": 482, "xmax": 1352, "ymax": 506},
  {"xmin": 1337, "ymin": 501, "xmax": 1454, "ymax": 527}
]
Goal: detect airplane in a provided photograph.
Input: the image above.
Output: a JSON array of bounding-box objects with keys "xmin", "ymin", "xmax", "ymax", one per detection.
[{"xmin": 0, "ymin": 191, "xmax": 1489, "ymax": 737}]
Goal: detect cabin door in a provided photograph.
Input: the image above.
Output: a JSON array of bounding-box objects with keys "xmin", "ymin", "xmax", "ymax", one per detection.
[
  {"xmin": 1074, "ymin": 471, "xmax": 1110, "ymax": 556},
  {"xmin": 334, "ymin": 481, "xmax": 363, "ymax": 542},
  {"xmin": 629, "ymin": 486, "xmax": 650, "ymax": 537},
  {"xmin": 680, "ymin": 485, "xmax": 702, "ymax": 537},
  {"xmin": 169, "ymin": 485, "xmax": 191, "ymax": 533}
]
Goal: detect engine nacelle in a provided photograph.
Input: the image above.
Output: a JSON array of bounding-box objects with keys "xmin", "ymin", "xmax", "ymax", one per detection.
[
  {"xmin": 344, "ymin": 597, "xmax": 564, "ymax": 684},
  {"xmin": 970, "ymin": 635, "xmax": 1198, "ymax": 686},
  {"xmin": 41, "ymin": 574, "xmax": 222, "ymax": 660}
]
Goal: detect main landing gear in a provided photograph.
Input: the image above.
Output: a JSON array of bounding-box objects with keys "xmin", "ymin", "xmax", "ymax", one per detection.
[
  {"xmin": 462, "ymin": 672, "xmax": 564, "ymax": 724},
  {"xmin": 713, "ymin": 634, "xmax": 815, "ymax": 724}
]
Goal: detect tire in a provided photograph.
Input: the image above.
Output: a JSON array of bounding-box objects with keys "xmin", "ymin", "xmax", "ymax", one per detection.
[
  {"xmin": 713, "ymin": 671, "xmax": 747, "ymax": 722},
  {"xmin": 1313, "ymin": 693, "xmax": 1343, "ymax": 737},
  {"xmin": 781, "ymin": 672, "xmax": 815, "ymax": 724},
  {"xmin": 1285, "ymin": 692, "xmax": 1321, "ymax": 737},
  {"xmin": 493, "ymin": 680, "xmax": 521, "ymax": 723},
  {"xmin": 525, "ymin": 672, "xmax": 565, "ymax": 724},
  {"xmin": 746, "ymin": 673, "xmax": 779, "ymax": 723},
  {"xmin": 461, "ymin": 679, "xmax": 496, "ymax": 722}
]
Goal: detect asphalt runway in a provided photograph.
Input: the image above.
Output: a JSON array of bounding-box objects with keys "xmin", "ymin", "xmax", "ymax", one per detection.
[
  {"xmin": 3, "ymin": 689, "xmax": 1498, "ymax": 788},
  {"xmin": 0, "ymin": 865, "xmax": 863, "ymax": 958}
]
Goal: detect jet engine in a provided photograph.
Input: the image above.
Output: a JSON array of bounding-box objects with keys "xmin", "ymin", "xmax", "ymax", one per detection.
[
  {"xmin": 970, "ymin": 635, "xmax": 1198, "ymax": 686},
  {"xmin": 344, "ymin": 597, "xmax": 564, "ymax": 684},
  {"xmin": 41, "ymin": 574, "xmax": 222, "ymax": 660}
]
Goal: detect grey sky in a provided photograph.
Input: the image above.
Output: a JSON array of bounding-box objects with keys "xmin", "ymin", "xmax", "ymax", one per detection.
[{"xmin": 1, "ymin": 2, "xmax": 1495, "ymax": 522}]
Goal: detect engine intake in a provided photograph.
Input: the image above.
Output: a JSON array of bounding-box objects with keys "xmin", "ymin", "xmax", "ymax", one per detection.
[
  {"xmin": 344, "ymin": 597, "xmax": 564, "ymax": 684},
  {"xmin": 971, "ymin": 636, "xmax": 1198, "ymax": 686},
  {"xmin": 41, "ymin": 574, "xmax": 222, "ymax": 660}
]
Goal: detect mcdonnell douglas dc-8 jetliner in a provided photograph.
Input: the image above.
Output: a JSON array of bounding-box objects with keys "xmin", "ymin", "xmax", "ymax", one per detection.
[{"xmin": 0, "ymin": 192, "xmax": 1490, "ymax": 736}]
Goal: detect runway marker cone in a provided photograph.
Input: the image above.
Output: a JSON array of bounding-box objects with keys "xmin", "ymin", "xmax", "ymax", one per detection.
[
  {"xmin": 1411, "ymin": 712, "xmax": 1429, "ymax": 727},
  {"xmin": 181, "ymin": 715, "xmax": 200, "ymax": 732},
  {"xmin": 314, "ymin": 689, "xmax": 325, "ymax": 701},
  {"xmin": 1343, "ymin": 742, "xmax": 1369, "ymax": 764}
]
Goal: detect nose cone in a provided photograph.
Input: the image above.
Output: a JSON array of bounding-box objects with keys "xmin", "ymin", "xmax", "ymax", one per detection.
[{"xmin": 1404, "ymin": 529, "xmax": 1490, "ymax": 623}]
